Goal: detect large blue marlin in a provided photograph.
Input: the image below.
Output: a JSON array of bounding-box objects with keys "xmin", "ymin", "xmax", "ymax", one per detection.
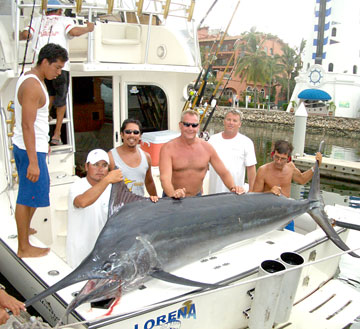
[{"xmin": 24, "ymin": 143, "xmax": 359, "ymax": 313}]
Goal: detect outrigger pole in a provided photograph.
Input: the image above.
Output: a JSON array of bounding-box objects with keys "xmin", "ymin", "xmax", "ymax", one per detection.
[{"xmin": 182, "ymin": 0, "xmax": 241, "ymax": 112}]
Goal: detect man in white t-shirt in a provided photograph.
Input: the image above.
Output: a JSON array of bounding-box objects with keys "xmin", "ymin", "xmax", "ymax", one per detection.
[
  {"xmin": 66, "ymin": 149, "xmax": 123, "ymax": 268},
  {"xmin": 208, "ymin": 110, "xmax": 257, "ymax": 194}
]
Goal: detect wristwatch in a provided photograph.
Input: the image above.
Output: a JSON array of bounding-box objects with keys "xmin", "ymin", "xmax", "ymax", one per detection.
[{"xmin": 0, "ymin": 283, "xmax": 5, "ymax": 290}]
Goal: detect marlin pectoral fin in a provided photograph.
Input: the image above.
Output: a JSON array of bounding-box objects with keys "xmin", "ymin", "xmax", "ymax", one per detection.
[
  {"xmin": 150, "ymin": 269, "xmax": 220, "ymax": 289},
  {"xmin": 309, "ymin": 208, "xmax": 360, "ymax": 258}
]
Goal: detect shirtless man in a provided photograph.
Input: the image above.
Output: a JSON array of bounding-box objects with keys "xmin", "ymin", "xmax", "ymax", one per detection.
[
  {"xmin": 159, "ymin": 110, "xmax": 244, "ymax": 198},
  {"xmin": 253, "ymin": 140, "xmax": 322, "ymax": 230}
]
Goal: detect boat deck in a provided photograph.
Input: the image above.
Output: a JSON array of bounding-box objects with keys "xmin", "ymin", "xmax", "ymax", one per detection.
[{"xmin": 293, "ymin": 155, "xmax": 360, "ymax": 183}]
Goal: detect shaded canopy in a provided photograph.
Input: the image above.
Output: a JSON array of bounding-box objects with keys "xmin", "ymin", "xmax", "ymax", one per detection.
[{"xmin": 298, "ymin": 89, "xmax": 331, "ymax": 100}]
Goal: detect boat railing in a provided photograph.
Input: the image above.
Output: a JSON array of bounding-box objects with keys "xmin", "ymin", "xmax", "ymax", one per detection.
[
  {"xmin": 0, "ymin": 102, "xmax": 15, "ymax": 190},
  {"xmin": 12, "ymin": 0, "xmax": 200, "ymax": 72}
]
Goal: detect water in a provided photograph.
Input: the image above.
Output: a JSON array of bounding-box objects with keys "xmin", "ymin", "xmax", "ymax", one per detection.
[{"xmin": 207, "ymin": 120, "xmax": 360, "ymax": 207}]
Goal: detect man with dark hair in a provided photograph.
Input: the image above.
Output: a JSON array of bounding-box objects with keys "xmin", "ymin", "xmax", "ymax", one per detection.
[
  {"xmin": 20, "ymin": 0, "xmax": 94, "ymax": 145},
  {"xmin": 12, "ymin": 43, "xmax": 68, "ymax": 258},
  {"xmin": 253, "ymin": 140, "xmax": 322, "ymax": 231},
  {"xmin": 108, "ymin": 118, "xmax": 158, "ymax": 201}
]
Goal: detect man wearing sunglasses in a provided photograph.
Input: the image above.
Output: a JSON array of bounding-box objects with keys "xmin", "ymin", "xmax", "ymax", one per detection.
[
  {"xmin": 108, "ymin": 119, "xmax": 158, "ymax": 202},
  {"xmin": 253, "ymin": 140, "xmax": 322, "ymax": 231},
  {"xmin": 159, "ymin": 110, "xmax": 244, "ymax": 198},
  {"xmin": 66, "ymin": 149, "xmax": 123, "ymax": 268}
]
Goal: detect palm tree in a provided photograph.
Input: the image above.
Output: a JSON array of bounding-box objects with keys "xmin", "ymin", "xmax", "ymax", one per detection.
[{"xmin": 235, "ymin": 27, "xmax": 268, "ymax": 105}]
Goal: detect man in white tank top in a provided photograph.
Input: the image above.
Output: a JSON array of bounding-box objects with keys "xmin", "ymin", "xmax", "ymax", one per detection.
[
  {"xmin": 108, "ymin": 118, "xmax": 158, "ymax": 202},
  {"xmin": 12, "ymin": 43, "xmax": 68, "ymax": 258}
]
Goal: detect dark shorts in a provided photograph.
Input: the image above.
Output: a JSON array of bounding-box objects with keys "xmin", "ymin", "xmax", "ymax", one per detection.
[
  {"xmin": 45, "ymin": 70, "xmax": 69, "ymax": 108},
  {"xmin": 13, "ymin": 144, "xmax": 50, "ymax": 208}
]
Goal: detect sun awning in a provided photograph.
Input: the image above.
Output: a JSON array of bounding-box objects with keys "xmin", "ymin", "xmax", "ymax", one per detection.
[{"xmin": 298, "ymin": 89, "xmax": 331, "ymax": 101}]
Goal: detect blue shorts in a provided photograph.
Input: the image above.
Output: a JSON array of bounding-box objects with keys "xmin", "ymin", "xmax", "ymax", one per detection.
[
  {"xmin": 285, "ymin": 220, "xmax": 295, "ymax": 231},
  {"xmin": 13, "ymin": 144, "xmax": 50, "ymax": 208}
]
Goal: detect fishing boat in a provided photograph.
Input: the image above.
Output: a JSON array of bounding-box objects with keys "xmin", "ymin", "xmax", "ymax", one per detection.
[{"xmin": 0, "ymin": 1, "xmax": 360, "ymax": 329}]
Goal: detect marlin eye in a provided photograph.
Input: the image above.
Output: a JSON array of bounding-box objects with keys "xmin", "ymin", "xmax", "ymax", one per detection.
[{"xmin": 102, "ymin": 262, "xmax": 112, "ymax": 272}]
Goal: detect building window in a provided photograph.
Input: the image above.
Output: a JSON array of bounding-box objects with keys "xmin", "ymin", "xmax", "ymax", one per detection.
[
  {"xmin": 246, "ymin": 86, "xmax": 252, "ymax": 93},
  {"xmin": 331, "ymin": 27, "xmax": 336, "ymax": 37},
  {"xmin": 328, "ymin": 63, "xmax": 334, "ymax": 72},
  {"xmin": 264, "ymin": 47, "xmax": 267, "ymax": 54},
  {"xmin": 270, "ymin": 48, "xmax": 273, "ymax": 55},
  {"xmin": 353, "ymin": 65, "xmax": 358, "ymax": 74},
  {"xmin": 260, "ymin": 88, "xmax": 265, "ymax": 96}
]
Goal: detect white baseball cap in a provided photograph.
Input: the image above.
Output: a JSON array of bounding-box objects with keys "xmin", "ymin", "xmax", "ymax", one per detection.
[{"xmin": 86, "ymin": 149, "xmax": 109, "ymax": 164}]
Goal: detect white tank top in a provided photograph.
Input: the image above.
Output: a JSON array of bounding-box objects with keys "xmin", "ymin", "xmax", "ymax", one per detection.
[
  {"xmin": 110, "ymin": 147, "xmax": 149, "ymax": 196},
  {"xmin": 12, "ymin": 74, "xmax": 49, "ymax": 153}
]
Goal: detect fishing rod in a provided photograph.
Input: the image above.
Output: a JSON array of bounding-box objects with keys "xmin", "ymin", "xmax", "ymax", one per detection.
[
  {"xmin": 182, "ymin": 26, "xmax": 221, "ymax": 112},
  {"xmin": 197, "ymin": 0, "xmax": 218, "ymax": 29},
  {"xmin": 189, "ymin": 0, "xmax": 241, "ymax": 110},
  {"xmin": 200, "ymin": 40, "xmax": 242, "ymax": 132},
  {"xmin": 20, "ymin": 0, "xmax": 37, "ymax": 75}
]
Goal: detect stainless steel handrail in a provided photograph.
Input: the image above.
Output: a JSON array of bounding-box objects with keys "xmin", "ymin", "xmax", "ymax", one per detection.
[{"xmin": 0, "ymin": 104, "xmax": 13, "ymax": 189}]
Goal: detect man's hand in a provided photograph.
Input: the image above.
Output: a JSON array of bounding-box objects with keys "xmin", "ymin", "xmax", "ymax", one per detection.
[
  {"xmin": 0, "ymin": 308, "xmax": 9, "ymax": 325},
  {"xmin": 149, "ymin": 195, "xmax": 159, "ymax": 203},
  {"xmin": 0, "ymin": 290, "xmax": 25, "ymax": 317},
  {"xmin": 270, "ymin": 186, "xmax": 282, "ymax": 196},
  {"xmin": 86, "ymin": 22, "xmax": 95, "ymax": 32},
  {"xmin": 26, "ymin": 162, "xmax": 40, "ymax": 182},
  {"xmin": 230, "ymin": 186, "xmax": 245, "ymax": 195},
  {"xmin": 172, "ymin": 188, "xmax": 186, "ymax": 199},
  {"xmin": 105, "ymin": 169, "xmax": 123, "ymax": 184},
  {"xmin": 315, "ymin": 152, "xmax": 322, "ymax": 166}
]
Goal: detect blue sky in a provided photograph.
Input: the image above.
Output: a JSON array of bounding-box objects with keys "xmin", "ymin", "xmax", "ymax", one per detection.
[{"xmin": 193, "ymin": 0, "xmax": 315, "ymax": 48}]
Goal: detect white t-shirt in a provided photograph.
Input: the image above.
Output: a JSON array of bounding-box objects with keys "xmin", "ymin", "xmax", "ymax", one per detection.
[
  {"xmin": 29, "ymin": 15, "xmax": 75, "ymax": 71},
  {"xmin": 66, "ymin": 177, "xmax": 111, "ymax": 268},
  {"xmin": 208, "ymin": 132, "xmax": 257, "ymax": 194}
]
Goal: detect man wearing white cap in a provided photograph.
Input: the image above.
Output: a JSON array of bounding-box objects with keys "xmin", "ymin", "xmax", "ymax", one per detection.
[{"xmin": 66, "ymin": 149, "xmax": 123, "ymax": 268}]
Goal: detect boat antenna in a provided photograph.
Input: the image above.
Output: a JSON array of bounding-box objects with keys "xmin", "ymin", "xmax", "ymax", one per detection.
[{"xmin": 20, "ymin": 0, "xmax": 36, "ymax": 75}]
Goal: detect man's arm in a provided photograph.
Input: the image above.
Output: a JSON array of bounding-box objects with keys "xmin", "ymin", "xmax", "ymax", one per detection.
[
  {"xmin": 19, "ymin": 79, "xmax": 43, "ymax": 183},
  {"xmin": 159, "ymin": 143, "xmax": 185, "ymax": 198},
  {"xmin": 74, "ymin": 169, "xmax": 122, "ymax": 208},
  {"xmin": 68, "ymin": 22, "xmax": 94, "ymax": 37},
  {"xmin": 144, "ymin": 153, "xmax": 158, "ymax": 202},
  {"xmin": 209, "ymin": 144, "xmax": 244, "ymax": 194},
  {"xmin": 0, "ymin": 289, "xmax": 25, "ymax": 320},
  {"xmin": 246, "ymin": 165, "xmax": 256, "ymax": 192},
  {"xmin": 252, "ymin": 166, "xmax": 266, "ymax": 192},
  {"xmin": 19, "ymin": 30, "xmax": 32, "ymax": 40},
  {"xmin": 292, "ymin": 152, "xmax": 322, "ymax": 185}
]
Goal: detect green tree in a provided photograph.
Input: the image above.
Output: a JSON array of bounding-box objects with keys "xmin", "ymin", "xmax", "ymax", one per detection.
[{"xmin": 235, "ymin": 27, "xmax": 268, "ymax": 105}]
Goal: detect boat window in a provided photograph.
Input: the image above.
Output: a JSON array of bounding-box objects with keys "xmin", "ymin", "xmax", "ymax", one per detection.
[
  {"xmin": 328, "ymin": 63, "xmax": 334, "ymax": 72},
  {"xmin": 72, "ymin": 76, "xmax": 113, "ymax": 174},
  {"xmin": 127, "ymin": 85, "xmax": 168, "ymax": 132},
  {"xmin": 353, "ymin": 65, "xmax": 357, "ymax": 74},
  {"xmin": 331, "ymin": 28, "xmax": 337, "ymax": 37}
]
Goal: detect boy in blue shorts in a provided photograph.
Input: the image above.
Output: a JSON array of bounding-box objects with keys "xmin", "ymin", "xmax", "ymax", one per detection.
[{"xmin": 12, "ymin": 43, "xmax": 68, "ymax": 258}]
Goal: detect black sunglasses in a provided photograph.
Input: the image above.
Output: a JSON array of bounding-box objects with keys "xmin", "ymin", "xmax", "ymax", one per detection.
[
  {"xmin": 124, "ymin": 129, "xmax": 140, "ymax": 135},
  {"xmin": 182, "ymin": 122, "xmax": 199, "ymax": 128}
]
